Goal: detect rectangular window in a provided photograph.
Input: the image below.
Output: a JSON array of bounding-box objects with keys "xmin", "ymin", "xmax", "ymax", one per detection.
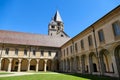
[
  {"xmin": 112, "ymin": 21, "xmax": 120, "ymax": 36},
  {"xmin": 33, "ymin": 50, "xmax": 36, "ymax": 56},
  {"xmin": 98, "ymin": 29, "xmax": 105, "ymax": 42},
  {"xmin": 81, "ymin": 40, "xmax": 84, "ymax": 49},
  {"xmin": 88, "ymin": 35, "xmax": 93, "ymax": 46},
  {"xmin": 41, "ymin": 50, "xmax": 44, "ymax": 56},
  {"xmin": 24, "ymin": 49, "xmax": 27, "ymax": 56},
  {"xmin": 70, "ymin": 46, "xmax": 72, "ymax": 54},
  {"xmin": 48, "ymin": 51, "xmax": 51, "ymax": 56},
  {"xmin": 15, "ymin": 49, "xmax": 18, "ymax": 55},
  {"xmin": 64, "ymin": 49, "xmax": 65, "ymax": 56},
  {"xmin": 56, "ymin": 52, "xmax": 58, "ymax": 57},
  {"xmin": 75, "ymin": 43, "xmax": 78, "ymax": 52},
  {"xmin": 5, "ymin": 48, "xmax": 9, "ymax": 55},
  {"xmin": 67, "ymin": 48, "xmax": 68, "ymax": 55}
]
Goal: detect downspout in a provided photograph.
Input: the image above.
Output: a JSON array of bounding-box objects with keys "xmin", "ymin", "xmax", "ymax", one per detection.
[{"xmin": 92, "ymin": 27, "xmax": 101, "ymax": 76}]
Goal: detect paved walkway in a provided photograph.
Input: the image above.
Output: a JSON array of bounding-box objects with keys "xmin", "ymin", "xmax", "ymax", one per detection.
[
  {"xmin": 0, "ymin": 72, "xmax": 34, "ymax": 77},
  {"xmin": 0, "ymin": 72, "xmax": 59, "ymax": 77}
]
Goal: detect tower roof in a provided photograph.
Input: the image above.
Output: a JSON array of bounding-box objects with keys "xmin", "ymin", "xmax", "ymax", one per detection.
[{"xmin": 54, "ymin": 10, "xmax": 63, "ymax": 22}]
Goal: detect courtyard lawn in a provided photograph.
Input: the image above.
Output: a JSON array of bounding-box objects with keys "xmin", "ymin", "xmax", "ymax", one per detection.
[{"xmin": 0, "ymin": 72, "xmax": 119, "ymax": 80}]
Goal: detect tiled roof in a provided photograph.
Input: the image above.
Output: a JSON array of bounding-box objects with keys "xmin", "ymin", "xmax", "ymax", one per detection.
[{"xmin": 0, "ymin": 30, "xmax": 70, "ymax": 47}]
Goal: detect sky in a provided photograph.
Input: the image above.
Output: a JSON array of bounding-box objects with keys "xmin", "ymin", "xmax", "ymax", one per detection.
[{"xmin": 0, "ymin": 0, "xmax": 120, "ymax": 37}]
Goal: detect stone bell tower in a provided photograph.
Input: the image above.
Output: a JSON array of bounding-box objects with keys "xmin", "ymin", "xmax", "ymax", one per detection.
[{"xmin": 48, "ymin": 10, "xmax": 69, "ymax": 38}]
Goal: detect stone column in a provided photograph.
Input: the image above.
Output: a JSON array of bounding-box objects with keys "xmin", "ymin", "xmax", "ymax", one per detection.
[
  {"xmin": 27, "ymin": 59, "xmax": 31, "ymax": 72},
  {"xmin": 8, "ymin": 58, "xmax": 12, "ymax": 72},
  {"xmin": 18, "ymin": 59, "xmax": 22, "ymax": 72},
  {"xmin": 99, "ymin": 56, "xmax": 105, "ymax": 75},
  {"xmin": 89, "ymin": 56, "xmax": 93, "ymax": 74},
  {"xmin": 36, "ymin": 59, "xmax": 39, "ymax": 72},
  {"xmin": 112, "ymin": 52, "xmax": 120, "ymax": 77},
  {"xmin": 44, "ymin": 59, "xmax": 47, "ymax": 72},
  {"xmin": 86, "ymin": 55, "xmax": 91, "ymax": 74}
]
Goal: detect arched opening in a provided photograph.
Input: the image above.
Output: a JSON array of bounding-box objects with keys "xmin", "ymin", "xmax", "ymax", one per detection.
[
  {"xmin": 114, "ymin": 45, "xmax": 120, "ymax": 75},
  {"xmin": 71, "ymin": 58, "xmax": 74, "ymax": 72},
  {"xmin": 11, "ymin": 58, "xmax": 19, "ymax": 71},
  {"xmin": 99, "ymin": 49, "xmax": 113, "ymax": 73},
  {"xmin": 63, "ymin": 60, "xmax": 66, "ymax": 71},
  {"xmin": 21, "ymin": 59, "xmax": 28, "ymax": 71},
  {"xmin": 76, "ymin": 56, "xmax": 80, "ymax": 71},
  {"xmin": 67, "ymin": 59, "xmax": 70, "ymax": 71},
  {"xmin": 89, "ymin": 52, "xmax": 99, "ymax": 73},
  {"xmin": 47, "ymin": 60, "xmax": 52, "ymax": 71},
  {"xmin": 56, "ymin": 60, "xmax": 59, "ymax": 71},
  {"xmin": 30, "ymin": 59, "xmax": 36, "ymax": 71},
  {"xmin": 39, "ymin": 59, "xmax": 44, "ymax": 71},
  {"xmin": 81, "ymin": 55, "xmax": 88, "ymax": 73},
  {"xmin": 1, "ymin": 58, "xmax": 9, "ymax": 71}
]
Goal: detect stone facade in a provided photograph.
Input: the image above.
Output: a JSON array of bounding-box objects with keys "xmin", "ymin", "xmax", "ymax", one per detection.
[
  {"xmin": 60, "ymin": 5, "xmax": 120, "ymax": 77},
  {"xmin": 0, "ymin": 44, "xmax": 60, "ymax": 72},
  {"xmin": 0, "ymin": 5, "xmax": 120, "ymax": 78}
]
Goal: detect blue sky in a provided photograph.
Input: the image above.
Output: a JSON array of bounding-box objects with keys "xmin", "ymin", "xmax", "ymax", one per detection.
[{"xmin": 0, "ymin": 0, "xmax": 120, "ymax": 37}]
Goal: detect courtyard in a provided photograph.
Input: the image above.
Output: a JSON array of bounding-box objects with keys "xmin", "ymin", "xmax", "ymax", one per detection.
[{"xmin": 0, "ymin": 72, "xmax": 119, "ymax": 80}]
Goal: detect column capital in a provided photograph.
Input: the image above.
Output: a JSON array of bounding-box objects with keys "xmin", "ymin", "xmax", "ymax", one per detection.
[
  {"xmin": 18, "ymin": 59, "xmax": 22, "ymax": 62},
  {"xmin": 28, "ymin": 59, "xmax": 31, "ymax": 62},
  {"xmin": 44, "ymin": 59, "xmax": 48, "ymax": 63},
  {"xmin": 36, "ymin": 59, "xmax": 39, "ymax": 63},
  {"xmin": 9, "ymin": 58, "xmax": 13, "ymax": 62}
]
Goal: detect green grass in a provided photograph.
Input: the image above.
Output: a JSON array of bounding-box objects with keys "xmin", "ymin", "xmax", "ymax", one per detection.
[{"xmin": 0, "ymin": 72, "xmax": 119, "ymax": 80}]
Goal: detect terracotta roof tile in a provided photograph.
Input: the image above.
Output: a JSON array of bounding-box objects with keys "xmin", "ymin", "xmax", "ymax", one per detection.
[{"xmin": 0, "ymin": 30, "xmax": 70, "ymax": 47}]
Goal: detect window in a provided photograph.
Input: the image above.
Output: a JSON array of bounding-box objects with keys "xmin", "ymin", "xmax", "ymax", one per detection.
[
  {"xmin": 88, "ymin": 35, "xmax": 93, "ymax": 46},
  {"xmin": 58, "ymin": 27, "xmax": 60, "ymax": 30},
  {"xmin": 15, "ymin": 49, "xmax": 18, "ymax": 55},
  {"xmin": 112, "ymin": 21, "xmax": 120, "ymax": 36},
  {"xmin": 41, "ymin": 50, "xmax": 44, "ymax": 56},
  {"xmin": 64, "ymin": 49, "xmax": 65, "ymax": 56},
  {"xmin": 33, "ymin": 50, "xmax": 36, "ymax": 56},
  {"xmin": 70, "ymin": 46, "xmax": 73, "ymax": 54},
  {"xmin": 58, "ymin": 23, "xmax": 60, "ymax": 26},
  {"xmin": 75, "ymin": 43, "xmax": 78, "ymax": 52},
  {"xmin": 5, "ymin": 48, "xmax": 9, "ymax": 55},
  {"xmin": 81, "ymin": 40, "xmax": 84, "ymax": 49},
  {"xmin": 61, "ymin": 35, "xmax": 64, "ymax": 37},
  {"xmin": 24, "ymin": 49, "xmax": 27, "ymax": 56},
  {"xmin": 51, "ymin": 26, "xmax": 55, "ymax": 28},
  {"xmin": 98, "ymin": 29, "xmax": 105, "ymax": 42},
  {"xmin": 48, "ymin": 51, "xmax": 51, "ymax": 56},
  {"xmin": 56, "ymin": 52, "xmax": 58, "ymax": 57},
  {"xmin": 67, "ymin": 48, "xmax": 68, "ymax": 55}
]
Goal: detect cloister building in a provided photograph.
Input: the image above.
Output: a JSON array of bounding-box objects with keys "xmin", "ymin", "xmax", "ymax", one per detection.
[
  {"xmin": 0, "ymin": 5, "xmax": 120, "ymax": 78},
  {"xmin": 60, "ymin": 5, "xmax": 120, "ymax": 77}
]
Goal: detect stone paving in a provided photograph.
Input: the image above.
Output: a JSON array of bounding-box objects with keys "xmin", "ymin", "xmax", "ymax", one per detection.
[{"xmin": 0, "ymin": 72, "xmax": 59, "ymax": 77}]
